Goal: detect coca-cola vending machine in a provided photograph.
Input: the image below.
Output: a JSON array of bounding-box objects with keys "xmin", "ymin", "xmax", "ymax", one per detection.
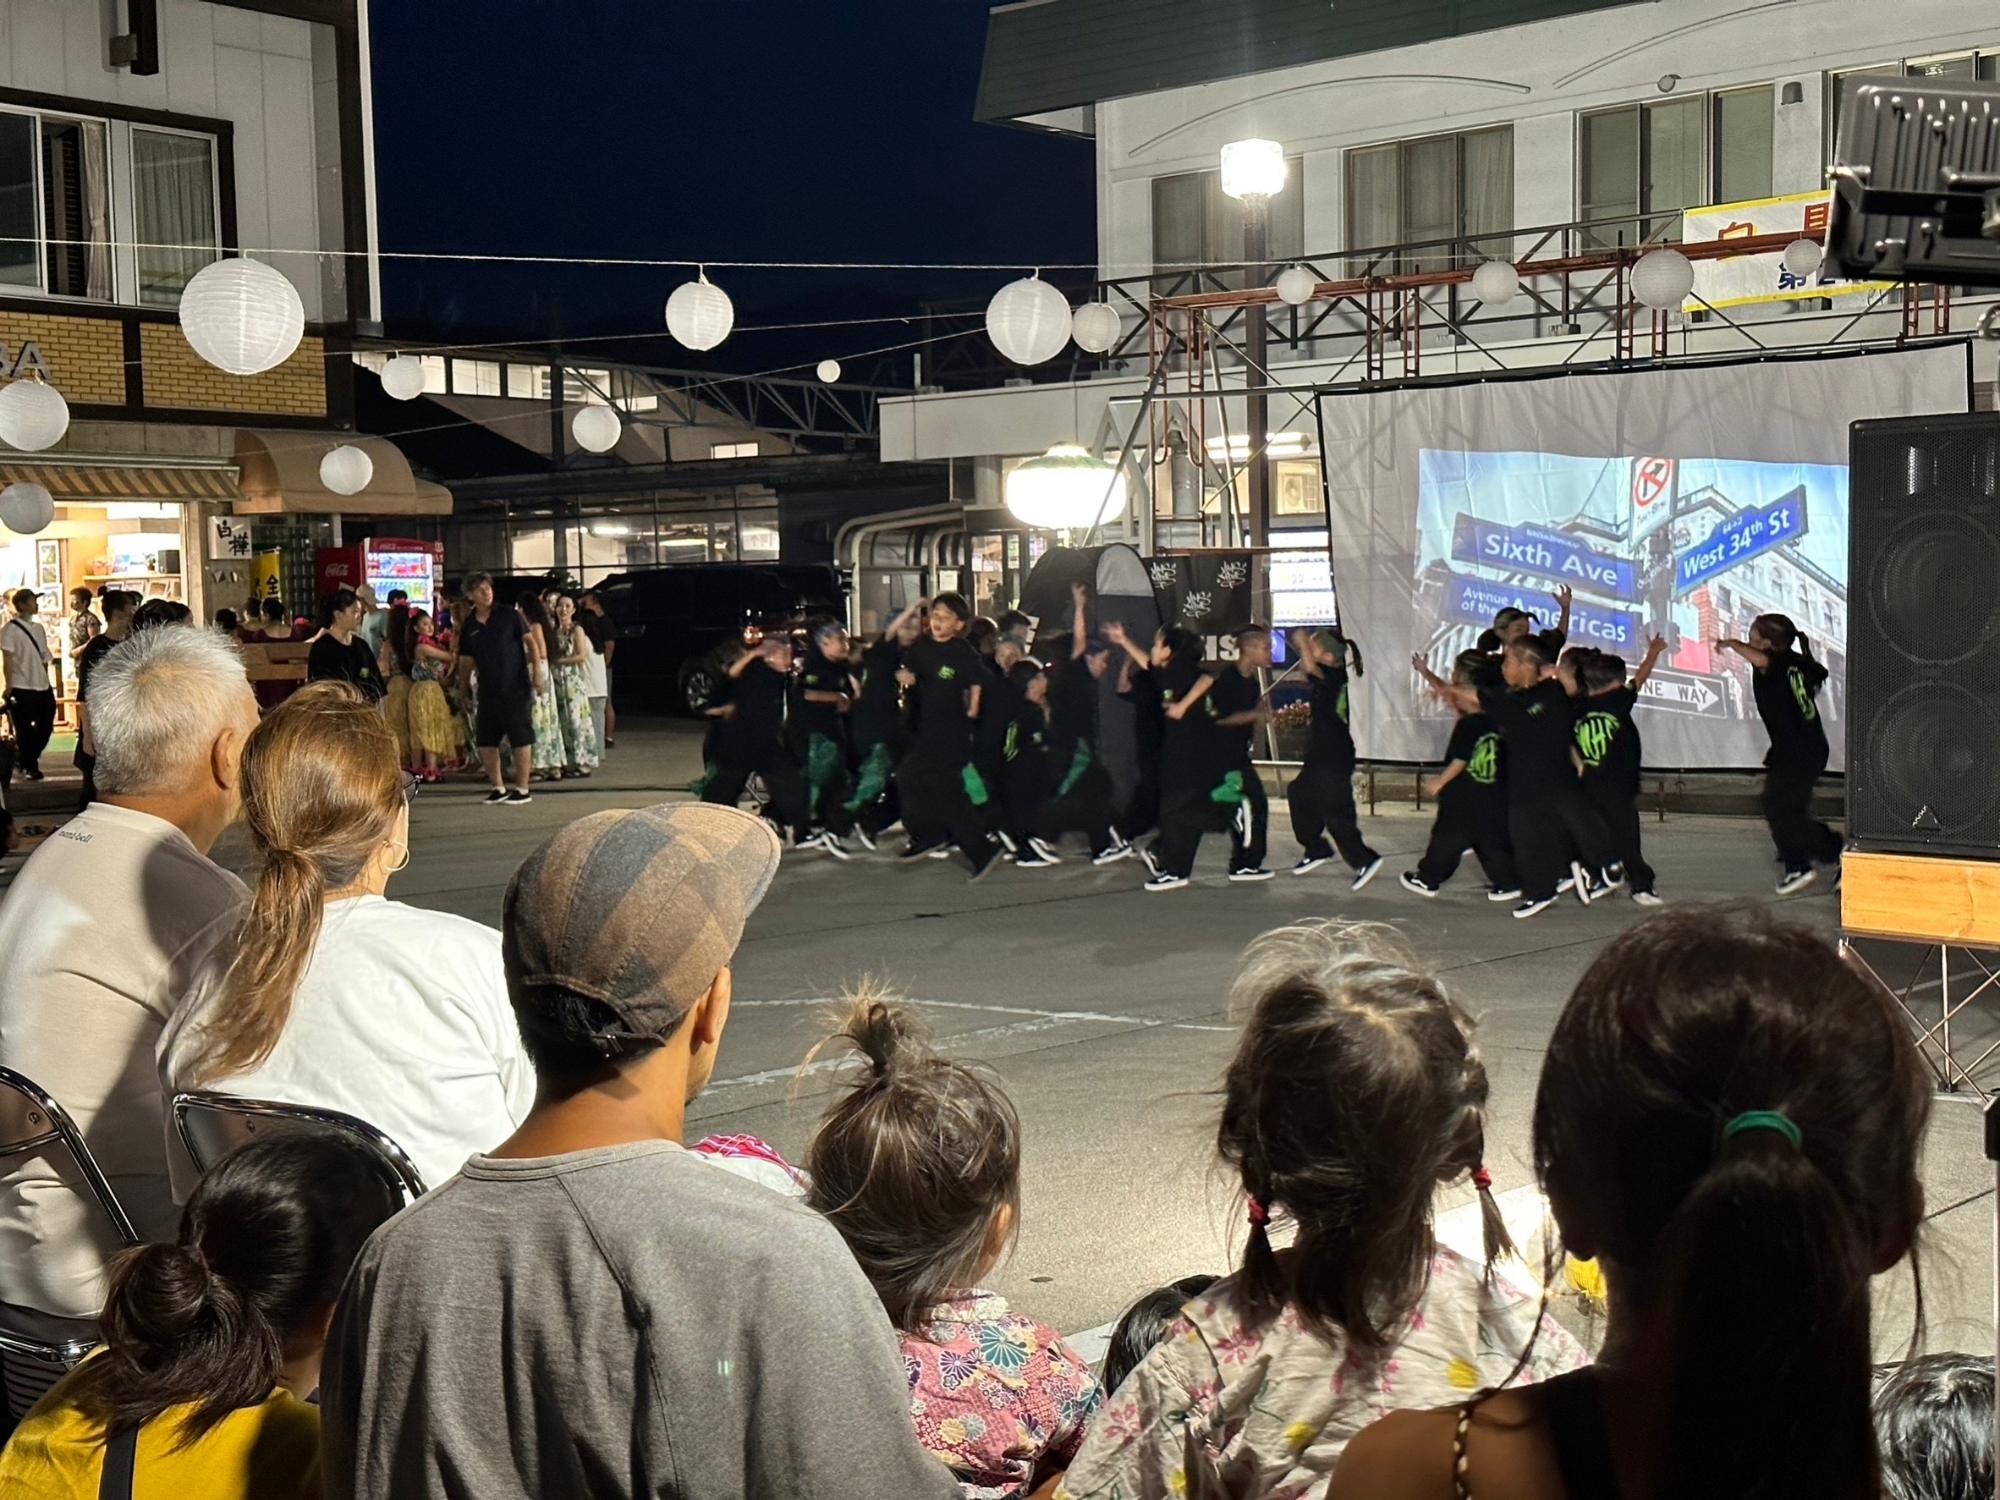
[{"xmin": 315, "ymin": 538, "xmax": 445, "ymax": 617}]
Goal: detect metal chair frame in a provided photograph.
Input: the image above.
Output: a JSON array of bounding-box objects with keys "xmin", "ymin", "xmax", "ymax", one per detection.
[{"xmin": 170, "ymin": 1092, "xmax": 428, "ymax": 1205}]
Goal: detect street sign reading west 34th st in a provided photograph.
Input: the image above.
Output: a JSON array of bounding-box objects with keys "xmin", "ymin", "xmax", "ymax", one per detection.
[
  {"xmin": 1639, "ymin": 666, "xmax": 1731, "ymax": 718},
  {"xmin": 1671, "ymin": 486, "xmax": 1809, "ymax": 597}
]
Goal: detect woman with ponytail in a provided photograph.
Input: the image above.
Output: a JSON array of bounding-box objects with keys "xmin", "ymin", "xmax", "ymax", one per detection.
[
  {"xmin": 0, "ymin": 1134, "xmax": 397, "ymax": 1496},
  {"xmin": 1061, "ymin": 921, "xmax": 1583, "ymax": 1500},
  {"xmin": 1715, "ymin": 613, "xmax": 1843, "ymax": 894},
  {"xmin": 804, "ymin": 988, "xmax": 1100, "ymax": 1498},
  {"xmin": 1329, "ymin": 905, "xmax": 1930, "ymax": 1500},
  {"xmin": 160, "ymin": 682, "xmax": 534, "ymax": 1194}
]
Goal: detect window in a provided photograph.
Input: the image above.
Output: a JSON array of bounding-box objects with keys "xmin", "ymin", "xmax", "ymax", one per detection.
[
  {"xmin": 710, "ymin": 441, "xmax": 758, "ymax": 459},
  {"xmin": 450, "ymin": 358, "xmax": 502, "ymax": 396},
  {"xmin": 1150, "ymin": 161, "xmax": 1305, "ymax": 285},
  {"xmin": 132, "ymin": 129, "xmax": 217, "ymax": 306},
  {"xmin": 505, "ymin": 363, "xmax": 548, "ymax": 400},
  {"xmin": 1831, "ymin": 51, "xmax": 2000, "ymax": 145},
  {"xmin": 1578, "ymin": 87, "xmax": 1771, "ymax": 245},
  {"xmin": 0, "ymin": 106, "xmax": 221, "ymax": 306},
  {"xmin": 1344, "ymin": 127, "xmax": 1513, "ymax": 272}
]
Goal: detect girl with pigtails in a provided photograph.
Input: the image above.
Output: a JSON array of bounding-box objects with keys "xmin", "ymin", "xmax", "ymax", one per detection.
[{"xmin": 1716, "ymin": 613, "xmax": 1843, "ymax": 894}]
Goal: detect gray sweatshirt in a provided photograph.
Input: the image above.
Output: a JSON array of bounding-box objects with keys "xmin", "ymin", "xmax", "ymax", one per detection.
[{"xmin": 322, "ymin": 1140, "xmax": 962, "ymax": 1500}]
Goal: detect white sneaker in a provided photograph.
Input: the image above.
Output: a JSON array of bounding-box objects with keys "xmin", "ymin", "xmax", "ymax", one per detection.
[
  {"xmin": 1228, "ymin": 867, "xmax": 1275, "ymax": 883},
  {"xmin": 1028, "ymin": 837, "xmax": 1063, "ymax": 865},
  {"xmin": 1291, "ymin": 855, "xmax": 1332, "ymax": 876},
  {"xmin": 1631, "ymin": 889, "xmax": 1664, "ymax": 907},
  {"xmin": 1145, "ymin": 872, "xmax": 1189, "ymax": 892},
  {"xmin": 1400, "ymin": 872, "xmax": 1441, "ymax": 898},
  {"xmin": 1775, "ymin": 868, "xmax": 1817, "ymax": 896},
  {"xmin": 1092, "ymin": 842, "xmax": 1135, "ymax": 867},
  {"xmin": 1351, "ymin": 856, "xmax": 1385, "ymax": 892},
  {"xmin": 1488, "ymin": 886, "xmax": 1523, "ymax": 902},
  {"xmin": 1513, "ymin": 895, "xmax": 1559, "ymax": 920}
]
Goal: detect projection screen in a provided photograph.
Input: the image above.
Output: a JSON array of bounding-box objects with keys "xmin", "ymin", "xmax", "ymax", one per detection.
[{"xmin": 1314, "ymin": 344, "xmax": 1971, "ymax": 770}]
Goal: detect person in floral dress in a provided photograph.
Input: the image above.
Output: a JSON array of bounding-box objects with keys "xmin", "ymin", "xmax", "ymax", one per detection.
[
  {"xmin": 805, "ymin": 990, "xmax": 1100, "ymax": 1498},
  {"xmin": 517, "ymin": 593, "xmax": 566, "ymax": 778},
  {"xmin": 549, "ymin": 594, "xmax": 599, "ymax": 776},
  {"xmin": 1056, "ymin": 921, "xmax": 1587, "ymax": 1500}
]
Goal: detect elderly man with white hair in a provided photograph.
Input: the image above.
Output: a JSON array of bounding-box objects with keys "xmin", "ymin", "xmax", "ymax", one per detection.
[{"xmin": 0, "ymin": 626, "xmax": 257, "ymax": 1344}]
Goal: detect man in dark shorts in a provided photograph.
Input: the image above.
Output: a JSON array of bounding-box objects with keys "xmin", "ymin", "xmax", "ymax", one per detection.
[{"xmin": 457, "ymin": 573, "xmax": 534, "ymax": 806}]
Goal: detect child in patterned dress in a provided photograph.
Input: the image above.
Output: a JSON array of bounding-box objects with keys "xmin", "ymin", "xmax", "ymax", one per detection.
[{"xmin": 805, "ymin": 991, "xmax": 1100, "ymax": 1499}]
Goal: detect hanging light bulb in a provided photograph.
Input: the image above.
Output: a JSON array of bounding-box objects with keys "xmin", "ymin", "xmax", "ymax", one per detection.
[
  {"xmin": 380, "ymin": 355, "xmax": 427, "ymax": 400},
  {"xmin": 816, "ymin": 359, "xmax": 842, "ymax": 383},
  {"xmin": 0, "ymin": 377, "xmax": 70, "ymax": 451},
  {"xmin": 1004, "ymin": 444, "xmax": 1127, "ymax": 530},
  {"xmin": 665, "ymin": 272, "xmax": 735, "ymax": 351},
  {"xmin": 1272, "ymin": 266, "xmax": 1317, "ymax": 307},
  {"xmin": 985, "ymin": 276, "xmax": 1072, "ymax": 366},
  {"xmin": 572, "ymin": 405, "xmax": 623, "ymax": 454},
  {"xmin": 319, "ymin": 445, "xmax": 373, "ymax": 496},
  {"xmin": 0, "ymin": 481, "xmax": 54, "ymax": 535},
  {"xmin": 178, "ymin": 257, "xmax": 305, "ymax": 374},
  {"xmin": 1631, "ymin": 247, "xmax": 1695, "ymax": 310}
]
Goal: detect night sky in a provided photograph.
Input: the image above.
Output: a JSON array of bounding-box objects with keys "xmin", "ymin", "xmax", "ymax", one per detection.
[{"xmin": 366, "ymin": 0, "xmax": 1096, "ymax": 383}]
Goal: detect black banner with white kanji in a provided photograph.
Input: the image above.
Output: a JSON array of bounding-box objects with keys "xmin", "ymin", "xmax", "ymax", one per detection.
[{"xmin": 1144, "ymin": 552, "xmax": 1255, "ymax": 636}]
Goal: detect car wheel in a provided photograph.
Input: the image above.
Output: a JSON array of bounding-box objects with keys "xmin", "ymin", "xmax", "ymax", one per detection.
[{"xmin": 681, "ymin": 663, "xmax": 717, "ymax": 716}]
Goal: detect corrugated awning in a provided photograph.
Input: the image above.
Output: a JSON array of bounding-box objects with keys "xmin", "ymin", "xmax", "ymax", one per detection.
[
  {"xmin": 234, "ymin": 430, "xmax": 452, "ymax": 517},
  {"xmin": 0, "ymin": 459, "xmax": 240, "ymax": 503}
]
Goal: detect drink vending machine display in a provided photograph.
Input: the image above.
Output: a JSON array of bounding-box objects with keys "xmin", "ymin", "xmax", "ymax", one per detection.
[{"xmin": 315, "ymin": 539, "xmax": 445, "ymax": 617}]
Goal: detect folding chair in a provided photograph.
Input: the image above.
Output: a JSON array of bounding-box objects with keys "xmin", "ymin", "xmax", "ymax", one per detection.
[
  {"xmin": 170, "ymin": 1092, "xmax": 428, "ymax": 1206},
  {"xmin": 0, "ymin": 1065, "xmax": 142, "ymax": 1416}
]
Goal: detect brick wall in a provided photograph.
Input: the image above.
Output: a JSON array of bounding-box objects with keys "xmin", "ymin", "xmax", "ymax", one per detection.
[
  {"xmin": 138, "ymin": 325, "xmax": 327, "ymax": 417},
  {"xmin": 0, "ymin": 311, "xmax": 125, "ymax": 405}
]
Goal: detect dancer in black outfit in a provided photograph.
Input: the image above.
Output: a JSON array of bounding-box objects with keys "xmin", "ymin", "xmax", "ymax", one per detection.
[
  {"xmin": 1035, "ymin": 582, "xmax": 1131, "ymax": 865},
  {"xmin": 1119, "ymin": 625, "xmax": 1234, "ymax": 893},
  {"xmin": 1285, "ymin": 627, "xmax": 1382, "ymax": 889},
  {"xmin": 700, "ymin": 635, "xmax": 810, "ymax": 845},
  {"xmin": 1573, "ymin": 638, "xmax": 1665, "ymax": 906},
  {"xmin": 1401, "ymin": 651, "xmax": 1519, "ymax": 901},
  {"xmin": 841, "ymin": 600, "xmax": 922, "ymax": 847},
  {"xmin": 894, "ymin": 593, "xmax": 1002, "ymax": 881},
  {"xmin": 1717, "ymin": 612, "xmax": 1842, "ymax": 894},
  {"xmin": 1207, "ymin": 627, "xmax": 1274, "ymax": 881}
]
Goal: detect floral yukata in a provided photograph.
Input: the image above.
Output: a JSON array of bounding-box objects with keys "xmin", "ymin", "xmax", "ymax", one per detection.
[
  {"xmin": 905, "ymin": 1290, "xmax": 1102, "ymax": 1499},
  {"xmin": 1056, "ymin": 1245, "xmax": 1588, "ymax": 1500}
]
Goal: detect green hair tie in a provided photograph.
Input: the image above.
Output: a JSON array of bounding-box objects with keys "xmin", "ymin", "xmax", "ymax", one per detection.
[{"xmin": 1721, "ymin": 1110, "xmax": 1802, "ymax": 1150}]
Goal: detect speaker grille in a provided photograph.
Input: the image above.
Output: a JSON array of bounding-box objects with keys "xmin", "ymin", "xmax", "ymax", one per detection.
[{"xmin": 1849, "ymin": 413, "xmax": 2000, "ymax": 855}]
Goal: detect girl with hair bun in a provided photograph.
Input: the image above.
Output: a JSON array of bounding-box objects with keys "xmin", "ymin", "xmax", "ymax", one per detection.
[
  {"xmin": 1330, "ymin": 905, "xmax": 1930, "ymax": 1500},
  {"xmin": 0, "ymin": 1133, "xmax": 397, "ymax": 1496},
  {"xmin": 805, "ymin": 988, "xmax": 1100, "ymax": 1499},
  {"xmin": 1060, "ymin": 921, "xmax": 1584, "ymax": 1500},
  {"xmin": 1715, "ymin": 613, "xmax": 1842, "ymax": 894}
]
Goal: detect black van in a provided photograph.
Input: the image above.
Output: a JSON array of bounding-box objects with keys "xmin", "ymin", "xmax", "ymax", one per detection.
[{"xmin": 592, "ymin": 563, "xmax": 848, "ymax": 712}]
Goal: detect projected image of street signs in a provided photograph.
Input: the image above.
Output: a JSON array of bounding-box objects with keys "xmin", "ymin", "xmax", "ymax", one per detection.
[{"xmin": 1415, "ymin": 450, "xmax": 1848, "ymax": 726}]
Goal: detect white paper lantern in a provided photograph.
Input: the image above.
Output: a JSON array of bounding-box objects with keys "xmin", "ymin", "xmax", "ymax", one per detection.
[
  {"xmin": 1070, "ymin": 302, "xmax": 1123, "ymax": 353},
  {"xmin": 0, "ymin": 481, "xmax": 54, "ymax": 535},
  {"xmin": 1004, "ymin": 444, "xmax": 1128, "ymax": 531},
  {"xmin": 1630, "ymin": 247, "xmax": 1695, "ymax": 311},
  {"xmin": 178, "ymin": 257, "xmax": 305, "ymax": 375},
  {"xmin": 1470, "ymin": 260, "xmax": 1520, "ymax": 308},
  {"xmin": 0, "ymin": 379, "xmax": 70, "ymax": 451},
  {"xmin": 1273, "ymin": 266, "xmax": 1318, "ymax": 308},
  {"xmin": 665, "ymin": 274, "xmax": 735, "ymax": 351},
  {"xmin": 1219, "ymin": 139, "xmax": 1287, "ymax": 201},
  {"xmin": 319, "ymin": 445, "xmax": 373, "ymax": 497},
  {"xmin": 816, "ymin": 359, "xmax": 842, "ymax": 384},
  {"xmin": 1783, "ymin": 238, "xmax": 1823, "ymax": 278},
  {"xmin": 380, "ymin": 355, "xmax": 426, "ymax": 401},
  {"xmin": 572, "ymin": 405, "xmax": 622, "ymax": 454},
  {"xmin": 986, "ymin": 277, "xmax": 1072, "ymax": 366}
]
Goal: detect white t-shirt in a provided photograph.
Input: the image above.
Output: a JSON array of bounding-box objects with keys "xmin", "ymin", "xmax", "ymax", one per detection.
[
  {"xmin": 0, "ymin": 802, "xmax": 244, "ymax": 1318},
  {"xmin": 158, "ymin": 894, "xmax": 536, "ymax": 1199},
  {"xmin": 577, "ymin": 626, "xmax": 607, "ymax": 699},
  {"xmin": 1, "ymin": 618, "xmax": 52, "ymax": 693}
]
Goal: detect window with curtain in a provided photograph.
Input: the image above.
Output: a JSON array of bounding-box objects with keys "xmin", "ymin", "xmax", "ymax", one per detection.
[
  {"xmin": 0, "ymin": 113, "xmax": 35, "ymax": 290},
  {"xmin": 41, "ymin": 118, "xmax": 112, "ymax": 299},
  {"xmin": 1149, "ymin": 163, "xmax": 1304, "ymax": 287},
  {"xmin": 132, "ymin": 128, "xmax": 217, "ymax": 307},
  {"xmin": 1344, "ymin": 127, "xmax": 1514, "ymax": 273}
]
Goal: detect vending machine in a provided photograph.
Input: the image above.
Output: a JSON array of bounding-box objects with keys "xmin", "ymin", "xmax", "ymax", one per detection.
[{"xmin": 315, "ymin": 538, "xmax": 445, "ymax": 617}]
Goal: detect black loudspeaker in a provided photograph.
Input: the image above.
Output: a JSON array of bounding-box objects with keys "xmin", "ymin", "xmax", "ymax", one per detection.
[{"xmin": 1848, "ymin": 413, "xmax": 2000, "ymax": 856}]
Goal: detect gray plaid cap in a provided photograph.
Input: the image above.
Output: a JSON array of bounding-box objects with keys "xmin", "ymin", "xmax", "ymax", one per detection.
[{"xmin": 503, "ymin": 802, "xmax": 782, "ymax": 1041}]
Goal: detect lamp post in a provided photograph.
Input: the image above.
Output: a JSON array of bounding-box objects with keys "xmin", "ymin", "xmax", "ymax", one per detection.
[{"xmin": 1220, "ymin": 139, "xmax": 1286, "ymax": 549}]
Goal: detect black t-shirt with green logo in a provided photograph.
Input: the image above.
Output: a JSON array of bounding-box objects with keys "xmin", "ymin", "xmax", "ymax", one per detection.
[
  {"xmin": 796, "ymin": 648, "xmax": 851, "ymax": 740},
  {"xmin": 1751, "ymin": 649, "xmax": 1830, "ymax": 769},
  {"xmin": 1478, "ymin": 678, "xmax": 1579, "ymax": 802},
  {"xmin": 1443, "ymin": 712, "xmax": 1504, "ymax": 799},
  {"xmin": 905, "ymin": 635, "xmax": 983, "ymax": 755},
  {"xmin": 1573, "ymin": 685, "xmax": 1640, "ymax": 795},
  {"xmin": 1306, "ymin": 665, "xmax": 1356, "ymax": 768}
]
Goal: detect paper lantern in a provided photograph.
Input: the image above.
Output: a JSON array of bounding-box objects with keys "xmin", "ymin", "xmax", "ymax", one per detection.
[
  {"xmin": 816, "ymin": 359, "xmax": 842, "ymax": 383},
  {"xmin": 665, "ymin": 274, "xmax": 735, "ymax": 351},
  {"xmin": 1470, "ymin": 260, "xmax": 1520, "ymax": 308},
  {"xmin": 178, "ymin": 257, "xmax": 305, "ymax": 375},
  {"xmin": 1272, "ymin": 266, "xmax": 1317, "ymax": 308},
  {"xmin": 986, "ymin": 277, "xmax": 1072, "ymax": 366},
  {"xmin": 0, "ymin": 481, "xmax": 54, "ymax": 535},
  {"xmin": 1630, "ymin": 247, "xmax": 1694, "ymax": 311},
  {"xmin": 380, "ymin": 355, "xmax": 426, "ymax": 401},
  {"xmin": 1004, "ymin": 444, "xmax": 1127, "ymax": 531},
  {"xmin": 1219, "ymin": 139, "xmax": 1286, "ymax": 200},
  {"xmin": 1783, "ymin": 239, "xmax": 1823, "ymax": 278},
  {"xmin": 572, "ymin": 405, "xmax": 622, "ymax": 454},
  {"xmin": 0, "ymin": 379, "xmax": 69, "ymax": 451},
  {"xmin": 1070, "ymin": 302, "xmax": 1122, "ymax": 353},
  {"xmin": 319, "ymin": 445, "xmax": 373, "ymax": 497}
]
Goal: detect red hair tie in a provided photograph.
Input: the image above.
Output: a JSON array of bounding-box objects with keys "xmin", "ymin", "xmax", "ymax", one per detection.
[
  {"xmin": 1247, "ymin": 1197, "xmax": 1270, "ymax": 1228},
  {"xmin": 1472, "ymin": 1166, "xmax": 1493, "ymax": 1192}
]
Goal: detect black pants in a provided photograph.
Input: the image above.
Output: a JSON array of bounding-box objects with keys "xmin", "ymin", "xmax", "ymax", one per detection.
[
  {"xmin": 896, "ymin": 747, "xmax": 998, "ymax": 866},
  {"xmin": 5, "ymin": 689, "xmax": 54, "ymax": 774},
  {"xmin": 703, "ymin": 742, "xmax": 809, "ymax": 841},
  {"xmin": 1000, "ymin": 754, "xmax": 1052, "ymax": 847},
  {"xmin": 1763, "ymin": 758, "xmax": 1841, "ymax": 873},
  {"xmin": 1584, "ymin": 777, "xmax": 1654, "ymax": 894},
  {"xmin": 1229, "ymin": 762, "xmax": 1268, "ymax": 872},
  {"xmin": 1416, "ymin": 787, "xmax": 1517, "ymax": 891},
  {"xmin": 1510, "ymin": 786, "xmax": 1616, "ymax": 902},
  {"xmin": 1287, "ymin": 759, "xmax": 1378, "ymax": 869},
  {"xmin": 1038, "ymin": 758, "xmax": 1117, "ymax": 854},
  {"xmin": 1153, "ymin": 782, "xmax": 1234, "ymax": 878}
]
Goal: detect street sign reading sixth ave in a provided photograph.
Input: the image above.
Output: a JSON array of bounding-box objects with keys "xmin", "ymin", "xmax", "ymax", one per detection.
[{"xmin": 1450, "ymin": 515, "xmax": 1639, "ymax": 601}]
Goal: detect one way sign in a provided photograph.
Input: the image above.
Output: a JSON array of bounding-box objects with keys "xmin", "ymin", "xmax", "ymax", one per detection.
[{"xmin": 1639, "ymin": 667, "xmax": 1729, "ymax": 718}]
